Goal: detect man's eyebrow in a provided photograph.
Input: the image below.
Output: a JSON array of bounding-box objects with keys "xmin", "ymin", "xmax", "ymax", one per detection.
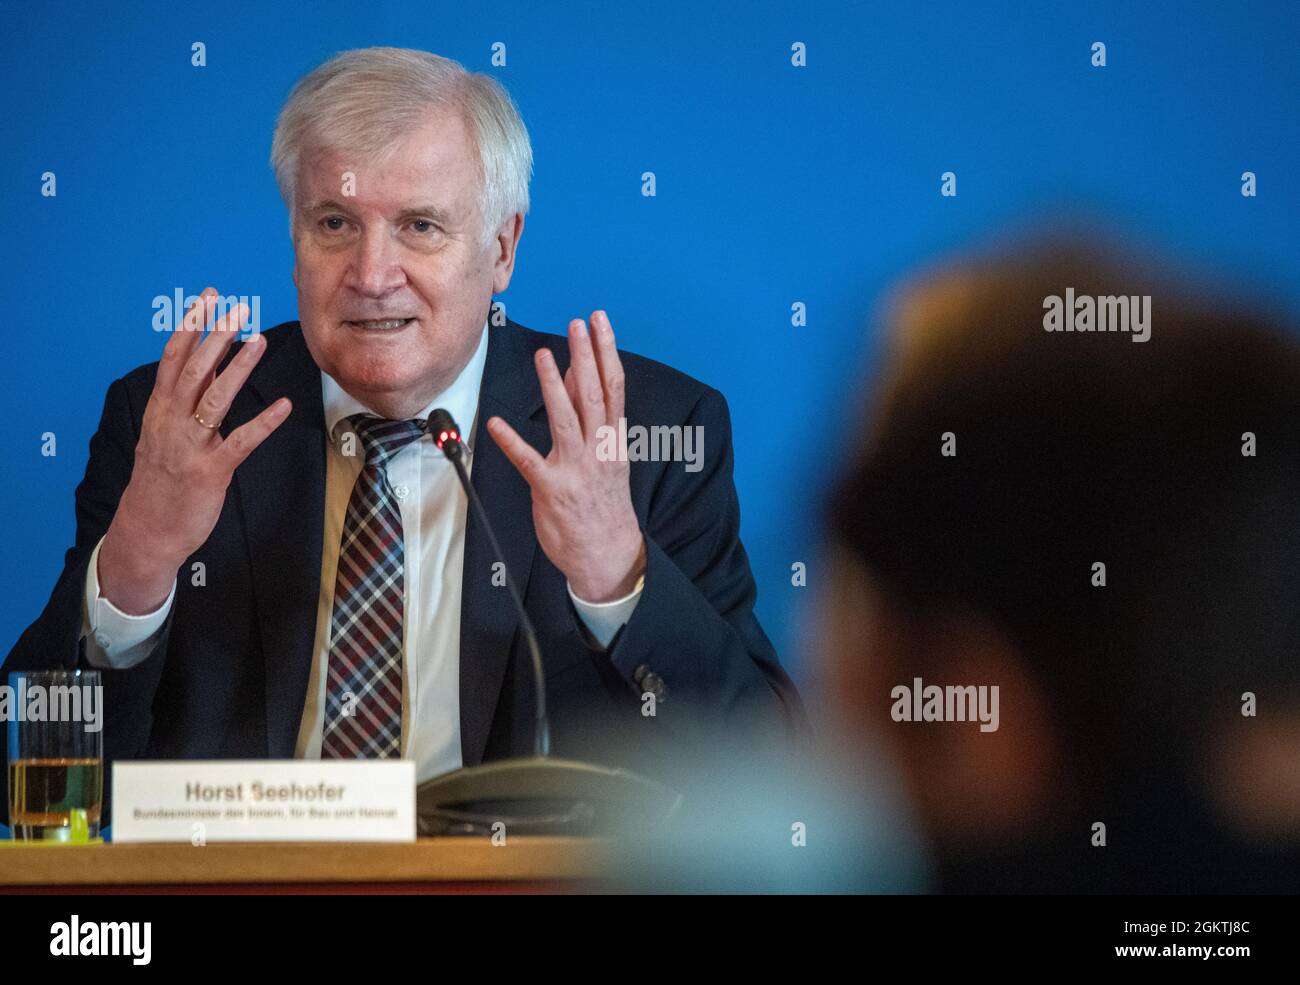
[
  {"xmin": 301, "ymin": 198, "xmax": 355, "ymax": 214},
  {"xmin": 301, "ymin": 199, "xmax": 454, "ymax": 224},
  {"xmin": 392, "ymin": 204, "xmax": 454, "ymax": 224}
]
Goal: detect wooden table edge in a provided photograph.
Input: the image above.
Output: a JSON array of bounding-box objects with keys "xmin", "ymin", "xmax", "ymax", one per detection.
[{"xmin": 0, "ymin": 836, "xmax": 615, "ymax": 887}]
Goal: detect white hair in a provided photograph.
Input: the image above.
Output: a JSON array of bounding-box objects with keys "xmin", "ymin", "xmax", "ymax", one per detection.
[{"xmin": 270, "ymin": 47, "xmax": 532, "ymax": 248}]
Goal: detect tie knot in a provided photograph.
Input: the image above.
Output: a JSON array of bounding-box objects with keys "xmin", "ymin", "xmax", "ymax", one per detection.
[{"xmin": 346, "ymin": 415, "xmax": 427, "ymax": 468}]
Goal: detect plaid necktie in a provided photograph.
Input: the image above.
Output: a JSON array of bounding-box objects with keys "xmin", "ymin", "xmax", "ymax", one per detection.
[{"xmin": 321, "ymin": 414, "xmax": 428, "ymax": 759}]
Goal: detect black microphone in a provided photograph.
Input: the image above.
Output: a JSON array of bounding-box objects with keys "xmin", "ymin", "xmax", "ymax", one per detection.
[
  {"xmin": 426, "ymin": 407, "xmax": 549, "ymax": 758},
  {"xmin": 414, "ymin": 408, "xmax": 681, "ymax": 837}
]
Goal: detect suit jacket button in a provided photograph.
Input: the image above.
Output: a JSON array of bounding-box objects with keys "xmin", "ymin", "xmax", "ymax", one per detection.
[
  {"xmin": 642, "ymin": 672, "xmax": 666, "ymax": 700},
  {"xmin": 633, "ymin": 663, "xmax": 651, "ymax": 685}
]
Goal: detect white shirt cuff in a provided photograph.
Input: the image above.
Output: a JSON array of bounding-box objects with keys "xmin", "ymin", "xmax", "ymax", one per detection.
[
  {"xmin": 81, "ymin": 535, "xmax": 176, "ymax": 669},
  {"xmin": 568, "ymin": 574, "xmax": 644, "ymax": 649}
]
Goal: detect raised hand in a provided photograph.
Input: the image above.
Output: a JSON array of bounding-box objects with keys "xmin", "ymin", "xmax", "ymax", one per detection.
[
  {"xmin": 97, "ymin": 288, "xmax": 292, "ymax": 614},
  {"xmin": 487, "ymin": 310, "xmax": 646, "ymax": 603}
]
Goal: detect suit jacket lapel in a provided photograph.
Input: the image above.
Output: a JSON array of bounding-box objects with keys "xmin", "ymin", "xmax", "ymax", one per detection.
[
  {"xmin": 231, "ymin": 326, "xmax": 327, "ymax": 758},
  {"xmin": 223, "ymin": 318, "xmax": 546, "ymax": 766},
  {"xmin": 458, "ymin": 318, "xmax": 548, "ymax": 767}
]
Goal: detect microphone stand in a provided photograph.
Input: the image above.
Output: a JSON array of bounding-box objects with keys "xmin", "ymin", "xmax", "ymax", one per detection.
[{"xmin": 414, "ymin": 409, "xmax": 682, "ymax": 836}]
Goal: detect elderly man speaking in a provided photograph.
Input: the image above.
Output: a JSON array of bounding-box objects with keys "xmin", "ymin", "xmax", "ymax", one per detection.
[{"xmin": 2, "ymin": 48, "xmax": 802, "ymax": 816}]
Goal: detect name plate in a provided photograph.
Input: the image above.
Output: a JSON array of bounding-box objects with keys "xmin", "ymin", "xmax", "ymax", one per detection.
[{"xmin": 111, "ymin": 761, "xmax": 415, "ymax": 843}]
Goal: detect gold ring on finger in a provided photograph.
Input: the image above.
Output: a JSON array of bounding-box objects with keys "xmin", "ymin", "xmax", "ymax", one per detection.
[{"xmin": 193, "ymin": 412, "xmax": 221, "ymax": 430}]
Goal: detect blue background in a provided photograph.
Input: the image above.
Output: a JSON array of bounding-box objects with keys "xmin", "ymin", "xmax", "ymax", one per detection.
[{"xmin": 2, "ymin": 1, "xmax": 1298, "ymax": 698}]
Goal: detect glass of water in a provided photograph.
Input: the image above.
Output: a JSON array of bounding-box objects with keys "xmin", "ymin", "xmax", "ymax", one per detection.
[{"xmin": 6, "ymin": 670, "xmax": 103, "ymax": 841}]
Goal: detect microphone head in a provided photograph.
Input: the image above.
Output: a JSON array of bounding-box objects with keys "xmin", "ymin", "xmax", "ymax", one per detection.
[{"xmin": 427, "ymin": 408, "xmax": 464, "ymax": 460}]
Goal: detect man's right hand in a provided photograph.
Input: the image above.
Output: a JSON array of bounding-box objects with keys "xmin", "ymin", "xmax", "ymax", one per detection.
[{"xmin": 97, "ymin": 288, "xmax": 293, "ymax": 615}]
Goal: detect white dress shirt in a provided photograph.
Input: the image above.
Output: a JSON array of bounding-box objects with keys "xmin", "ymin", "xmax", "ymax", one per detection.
[{"xmin": 80, "ymin": 319, "xmax": 643, "ymax": 782}]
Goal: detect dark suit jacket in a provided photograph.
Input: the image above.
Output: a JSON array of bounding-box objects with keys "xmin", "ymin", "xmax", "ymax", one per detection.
[{"xmin": 2, "ymin": 315, "xmax": 805, "ymax": 823}]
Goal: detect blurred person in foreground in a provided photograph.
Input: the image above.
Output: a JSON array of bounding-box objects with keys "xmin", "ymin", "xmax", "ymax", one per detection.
[
  {"xmin": 612, "ymin": 235, "xmax": 1300, "ymax": 893},
  {"xmin": 820, "ymin": 236, "xmax": 1300, "ymax": 893}
]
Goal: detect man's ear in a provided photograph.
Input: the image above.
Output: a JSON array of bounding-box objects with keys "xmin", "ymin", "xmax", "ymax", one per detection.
[
  {"xmin": 817, "ymin": 553, "xmax": 1063, "ymax": 845},
  {"xmin": 289, "ymin": 214, "xmax": 300, "ymax": 289},
  {"xmin": 491, "ymin": 212, "xmax": 525, "ymax": 295},
  {"xmin": 891, "ymin": 605, "xmax": 1062, "ymax": 845}
]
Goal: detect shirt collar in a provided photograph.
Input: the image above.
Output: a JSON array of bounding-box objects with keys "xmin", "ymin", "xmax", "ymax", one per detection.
[{"xmin": 322, "ymin": 318, "xmax": 490, "ymax": 451}]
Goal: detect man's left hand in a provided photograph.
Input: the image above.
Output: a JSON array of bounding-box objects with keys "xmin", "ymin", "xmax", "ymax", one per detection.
[{"xmin": 487, "ymin": 310, "xmax": 646, "ymax": 603}]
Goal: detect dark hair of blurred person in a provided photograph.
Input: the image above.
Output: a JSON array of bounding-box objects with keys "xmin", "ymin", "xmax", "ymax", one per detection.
[{"xmin": 822, "ymin": 237, "xmax": 1300, "ymax": 893}]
